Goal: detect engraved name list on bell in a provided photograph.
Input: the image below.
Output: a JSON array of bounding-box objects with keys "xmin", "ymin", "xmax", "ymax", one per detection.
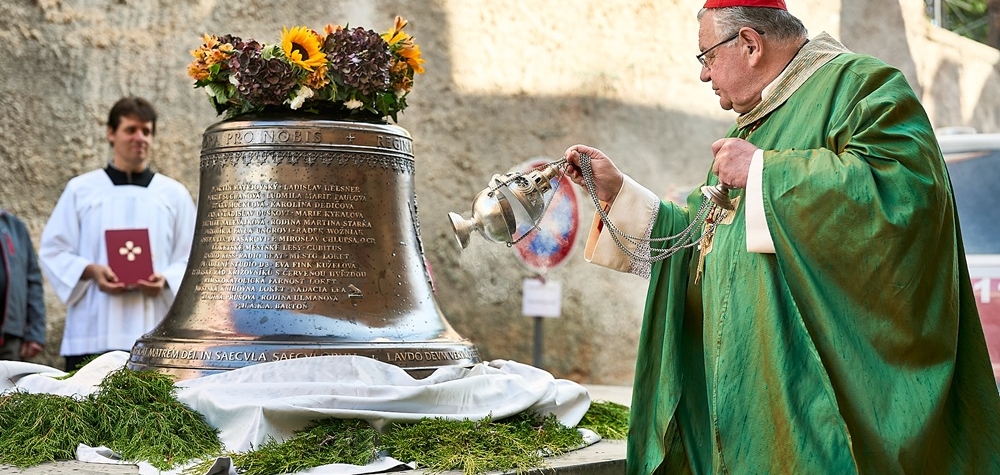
[{"xmin": 188, "ymin": 179, "xmax": 379, "ymax": 309}]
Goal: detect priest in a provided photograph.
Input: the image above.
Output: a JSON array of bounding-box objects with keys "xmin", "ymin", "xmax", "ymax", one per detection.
[
  {"xmin": 39, "ymin": 96, "xmax": 196, "ymax": 372},
  {"xmin": 563, "ymin": 0, "xmax": 1000, "ymax": 473}
]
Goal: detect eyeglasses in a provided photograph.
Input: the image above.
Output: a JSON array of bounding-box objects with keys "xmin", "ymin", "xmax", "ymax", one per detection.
[{"xmin": 696, "ymin": 32, "xmax": 739, "ymax": 69}]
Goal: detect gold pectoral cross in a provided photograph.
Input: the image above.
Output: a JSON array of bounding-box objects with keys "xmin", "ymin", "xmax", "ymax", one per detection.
[{"xmin": 694, "ymin": 196, "xmax": 740, "ymax": 284}]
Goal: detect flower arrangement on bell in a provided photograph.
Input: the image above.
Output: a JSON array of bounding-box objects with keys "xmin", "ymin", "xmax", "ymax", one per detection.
[{"xmin": 187, "ymin": 16, "xmax": 425, "ymax": 122}]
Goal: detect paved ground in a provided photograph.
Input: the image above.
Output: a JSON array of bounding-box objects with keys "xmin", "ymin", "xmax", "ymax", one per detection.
[{"xmin": 0, "ymin": 385, "xmax": 632, "ymax": 475}]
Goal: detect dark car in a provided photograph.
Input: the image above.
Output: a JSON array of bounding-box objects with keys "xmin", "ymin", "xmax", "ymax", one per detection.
[{"xmin": 939, "ymin": 131, "xmax": 1000, "ymax": 385}]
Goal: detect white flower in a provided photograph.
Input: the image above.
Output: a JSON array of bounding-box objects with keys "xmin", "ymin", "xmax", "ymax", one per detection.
[
  {"xmin": 344, "ymin": 98, "xmax": 364, "ymax": 110},
  {"xmin": 287, "ymin": 86, "xmax": 315, "ymax": 110},
  {"xmin": 205, "ymin": 84, "xmax": 219, "ymax": 98}
]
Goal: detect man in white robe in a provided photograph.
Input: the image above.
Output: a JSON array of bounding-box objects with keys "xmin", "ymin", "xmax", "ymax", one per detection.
[{"xmin": 39, "ymin": 96, "xmax": 197, "ymax": 371}]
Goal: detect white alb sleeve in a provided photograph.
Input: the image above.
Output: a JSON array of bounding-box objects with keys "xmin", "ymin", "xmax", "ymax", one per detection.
[{"xmin": 745, "ymin": 148, "xmax": 775, "ymax": 254}]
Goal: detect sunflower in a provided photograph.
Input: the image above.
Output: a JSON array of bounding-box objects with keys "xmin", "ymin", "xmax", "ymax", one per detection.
[
  {"xmin": 396, "ymin": 42, "xmax": 425, "ymax": 75},
  {"xmin": 281, "ymin": 26, "xmax": 327, "ymax": 71}
]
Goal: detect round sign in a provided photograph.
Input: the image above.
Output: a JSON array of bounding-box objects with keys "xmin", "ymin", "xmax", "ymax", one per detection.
[{"xmin": 511, "ymin": 157, "xmax": 581, "ymax": 274}]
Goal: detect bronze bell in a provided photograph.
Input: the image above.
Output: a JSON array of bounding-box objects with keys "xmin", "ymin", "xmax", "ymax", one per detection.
[{"xmin": 128, "ymin": 114, "xmax": 480, "ymax": 380}]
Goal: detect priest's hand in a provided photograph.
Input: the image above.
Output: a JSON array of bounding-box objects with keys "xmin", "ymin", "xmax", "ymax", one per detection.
[
  {"xmin": 136, "ymin": 273, "xmax": 166, "ymax": 297},
  {"xmin": 711, "ymin": 138, "xmax": 757, "ymax": 189},
  {"xmin": 83, "ymin": 263, "xmax": 128, "ymax": 294},
  {"xmin": 564, "ymin": 144, "xmax": 624, "ymax": 204}
]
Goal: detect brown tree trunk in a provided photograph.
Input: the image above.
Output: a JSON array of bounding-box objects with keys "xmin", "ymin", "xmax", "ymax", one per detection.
[{"xmin": 989, "ymin": 0, "xmax": 1000, "ymax": 49}]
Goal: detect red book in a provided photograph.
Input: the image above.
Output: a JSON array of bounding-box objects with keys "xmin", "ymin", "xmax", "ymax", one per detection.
[{"xmin": 105, "ymin": 228, "xmax": 154, "ymax": 286}]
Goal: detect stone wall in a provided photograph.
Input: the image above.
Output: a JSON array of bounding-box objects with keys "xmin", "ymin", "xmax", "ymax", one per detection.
[{"xmin": 0, "ymin": 0, "xmax": 996, "ymax": 384}]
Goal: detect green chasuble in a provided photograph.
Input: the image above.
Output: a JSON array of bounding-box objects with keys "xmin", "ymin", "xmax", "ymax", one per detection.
[{"xmin": 623, "ymin": 33, "xmax": 1000, "ymax": 474}]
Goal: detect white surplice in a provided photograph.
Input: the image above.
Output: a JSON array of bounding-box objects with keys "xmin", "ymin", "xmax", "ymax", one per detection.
[{"xmin": 39, "ymin": 169, "xmax": 196, "ymax": 356}]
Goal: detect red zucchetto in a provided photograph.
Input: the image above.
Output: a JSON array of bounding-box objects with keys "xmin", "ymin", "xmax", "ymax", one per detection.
[{"xmin": 703, "ymin": 0, "xmax": 787, "ymax": 9}]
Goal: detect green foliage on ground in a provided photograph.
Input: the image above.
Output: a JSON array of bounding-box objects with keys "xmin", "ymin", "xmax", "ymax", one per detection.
[
  {"xmin": 91, "ymin": 369, "xmax": 223, "ymax": 469},
  {"xmin": 229, "ymin": 418, "xmax": 380, "ymax": 475},
  {"xmin": 578, "ymin": 400, "xmax": 631, "ymax": 440},
  {"xmin": 2, "ymin": 369, "xmax": 633, "ymax": 475},
  {"xmin": 187, "ymin": 411, "xmax": 591, "ymax": 475},
  {"xmin": 0, "ymin": 368, "xmax": 222, "ymax": 470},
  {"xmin": 0, "ymin": 392, "xmax": 98, "ymax": 466},
  {"xmin": 381, "ymin": 412, "xmax": 584, "ymax": 474}
]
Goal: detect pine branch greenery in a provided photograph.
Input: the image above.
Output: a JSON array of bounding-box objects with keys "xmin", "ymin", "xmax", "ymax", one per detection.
[
  {"xmin": 381, "ymin": 412, "xmax": 584, "ymax": 475},
  {"xmin": 578, "ymin": 400, "xmax": 631, "ymax": 440},
  {"xmin": 91, "ymin": 369, "xmax": 223, "ymax": 469},
  {"xmin": 2, "ymin": 368, "xmax": 631, "ymax": 475},
  {"xmin": 186, "ymin": 410, "xmax": 607, "ymax": 475},
  {"xmin": 0, "ymin": 368, "xmax": 222, "ymax": 470},
  {"xmin": 228, "ymin": 418, "xmax": 379, "ymax": 475},
  {"xmin": 0, "ymin": 391, "xmax": 98, "ymax": 467}
]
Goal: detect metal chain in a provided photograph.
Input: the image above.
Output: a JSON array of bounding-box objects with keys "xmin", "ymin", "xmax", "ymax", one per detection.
[
  {"xmin": 576, "ymin": 152, "xmax": 720, "ymax": 263},
  {"xmin": 502, "ymin": 154, "xmax": 721, "ymax": 263}
]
